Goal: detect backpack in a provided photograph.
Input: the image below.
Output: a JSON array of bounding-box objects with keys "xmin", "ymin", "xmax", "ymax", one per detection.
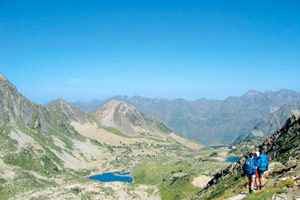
[
  {"xmin": 243, "ymin": 158, "xmax": 256, "ymax": 175},
  {"xmin": 257, "ymin": 154, "xmax": 268, "ymax": 171}
]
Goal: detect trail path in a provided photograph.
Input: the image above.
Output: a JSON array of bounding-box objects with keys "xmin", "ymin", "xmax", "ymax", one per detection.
[{"xmin": 227, "ymin": 193, "xmax": 247, "ymax": 200}]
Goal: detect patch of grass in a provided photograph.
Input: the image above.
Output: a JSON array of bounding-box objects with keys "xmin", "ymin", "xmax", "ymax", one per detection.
[
  {"xmin": 131, "ymin": 160, "xmax": 202, "ymax": 199},
  {"xmin": 48, "ymin": 126, "xmax": 74, "ymax": 151},
  {"xmin": 200, "ymin": 171, "xmax": 246, "ymax": 200},
  {"xmin": 71, "ymin": 187, "xmax": 81, "ymax": 194},
  {"xmin": 74, "ymin": 169, "xmax": 91, "ymax": 177},
  {"xmin": 0, "ymin": 128, "xmax": 18, "ymax": 152},
  {"xmin": 90, "ymin": 139, "xmax": 103, "ymax": 147},
  {"xmin": 159, "ymin": 183, "xmax": 181, "ymax": 200},
  {"xmin": 80, "ymin": 191, "xmax": 100, "ymax": 200},
  {"xmin": 0, "ymin": 171, "xmax": 55, "ymax": 200},
  {"xmin": 3, "ymin": 147, "xmax": 61, "ymax": 176},
  {"xmin": 132, "ymin": 161, "xmax": 191, "ymax": 185},
  {"xmin": 159, "ymin": 174, "xmax": 200, "ymax": 200},
  {"xmin": 144, "ymin": 136, "xmax": 166, "ymax": 143},
  {"xmin": 101, "ymin": 126, "xmax": 130, "ymax": 138},
  {"xmin": 244, "ymin": 187, "xmax": 288, "ymax": 200},
  {"xmin": 278, "ymin": 178, "xmax": 294, "ymax": 187}
]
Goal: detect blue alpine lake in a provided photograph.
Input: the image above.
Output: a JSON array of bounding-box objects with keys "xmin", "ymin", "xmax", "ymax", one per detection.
[
  {"xmin": 226, "ymin": 157, "xmax": 240, "ymax": 162},
  {"xmin": 208, "ymin": 145, "xmax": 227, "ymax": 149},
  {"xmin": 89, "ymin": 171, "xmax": 133, "ymax": 183}
]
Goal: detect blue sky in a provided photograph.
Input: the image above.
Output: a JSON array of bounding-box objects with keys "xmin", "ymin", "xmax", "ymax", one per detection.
[{"xmin": 1, "ymin": 0, "xmax": 300, "ymax": 104}]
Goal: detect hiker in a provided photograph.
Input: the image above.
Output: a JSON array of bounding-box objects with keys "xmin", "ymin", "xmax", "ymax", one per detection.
[
  {"xmin": 254, "ymin": 151, "xmax": 260, "ymax": 190},
  {"xmin": 243, "ymin": 153, "xmax": 256, "ymax": 194},
  {"xmin": 257, "ymin": 151, "xmax": 268, "ymax": 189}
]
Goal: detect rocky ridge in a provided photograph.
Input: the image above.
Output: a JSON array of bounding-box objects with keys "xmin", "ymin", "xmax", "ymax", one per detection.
[
  {"xmin": 1, "ymin": 73, "xmax": 208, "ymax": 199},
  {"xmin": 192, "ymin": 115, "xmax": 300, "ymax": 200},
  {"xmin": 95, "ymin": 100, "xmax": 172, "ymax": 137},
  {"xmin": 72, "ymin": 90, "xmax": 300, "ymax": 145},
  {"xmin": 233, "ymin": 101, "xmax": 300, "ymax": 144},
  {"xmin": 46, "ymin": 98, "xmax": 94, "ymax": 123}
]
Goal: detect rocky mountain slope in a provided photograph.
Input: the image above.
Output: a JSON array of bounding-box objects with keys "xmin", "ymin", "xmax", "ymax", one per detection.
[
  {"xmin": 95, "ymin": 100, "xmax": 172, "ymax": 137},
  {"xmin": 0, "ymin": 73, "xmax": 113, "ymax": 199},
  {"xmin": 2, "ymin": 73, "xmax": 219, "ymax": 200},
  {"xmin": 72, "ymin": 90, "xmax": 300, "ymax": 145},
  {"xmin": 46, "ymin": 98, "xmax": 94, "ymax": 123},
  {"xmin": 233, "ymin": 102, "xmax": 300, "ymax": 144},
  {"xmin": 192, "ymin": 115, "xmax": 300, "ymax": 200}
]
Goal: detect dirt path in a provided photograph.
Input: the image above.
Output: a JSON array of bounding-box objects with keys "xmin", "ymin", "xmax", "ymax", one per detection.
[{"xmin": 227, "ymin": 193, "xmax": 247, "ymax": 200}]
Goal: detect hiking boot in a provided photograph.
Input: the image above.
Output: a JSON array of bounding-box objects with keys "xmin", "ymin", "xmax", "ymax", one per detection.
[
  {"xmin": 258, "ymin": 185, "xmax": 265, "ymax": 190},
  {"xmin": 249, "ymin": 189, "xmax": 253, "ymax": 194}
]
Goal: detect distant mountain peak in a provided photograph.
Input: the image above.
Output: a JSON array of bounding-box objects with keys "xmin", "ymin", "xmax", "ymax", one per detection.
[
  {"xmin": 95, "ymin": 100, "xmax": 171, "ymax": 137},
  {"xmin": 46, "ymin": 98, "xmax": 92, "ymax": 123},
  {"xmin": 99, "ymin": 100, "xmax": 135, "ymax": 112},
  {"xmin": 233, "ymin": 101, "xmax": 300, "ymax": 144},
  {"xmin": 244, "ymin": 90, "xmax": 260, "ymax": 96},
  {"xmin": 48, "ymin": 98, "xmax": 68, "ymax": 105},
  {"xmin": 0, "ymin": 73, "xmax": 7, "ymax": 80}
]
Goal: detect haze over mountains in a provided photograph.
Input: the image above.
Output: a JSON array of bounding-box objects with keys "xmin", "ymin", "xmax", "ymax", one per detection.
[
  {"xmin": 0, "ymin": 73, "xmax": 210, "ymax": 199},
  {"xmin": 72, "ymin": 89, "xmax": 300, "ymax": 145},
  {"xmin": 233, "ymin": 101, "xmax": 300, "ymax": 144},
  {"xmin": 1, "ymin": 72, "xmax": 300, "ymax": 199}
]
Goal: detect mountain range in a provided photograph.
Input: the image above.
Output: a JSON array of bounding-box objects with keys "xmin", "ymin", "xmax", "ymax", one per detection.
[
  {"xmin": 1, "ymin": 72, "xmax": 299, "ymax": 199},
  {"xmin": 0, "ymin": 73, "xmax": 208, "ymax": 199},
  {"xmin": 72, "ymin": 89, "xmax": 300, "ymax": 145},
  {"xmin": 233, "ymin": 101, "xmax": 300, "ymax": 144}
]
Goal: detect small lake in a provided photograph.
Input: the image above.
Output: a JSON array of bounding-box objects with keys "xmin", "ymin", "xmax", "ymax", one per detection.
[
  {"xmin": 226, "ymin": 157, "xmax": 240, "ymax": 162},
  {"xmin": 89, "ymin": 171, "xmax": 133, "ymax": 183},
  {"xmin": 208, "ymin": 145, "xmax": 227, "ymax": 149}
]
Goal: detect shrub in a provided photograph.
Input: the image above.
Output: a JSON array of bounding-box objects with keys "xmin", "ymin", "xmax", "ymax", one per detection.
[{"xmin": 278, "ymin": 178, "xmax": 294, "ymax": 188}]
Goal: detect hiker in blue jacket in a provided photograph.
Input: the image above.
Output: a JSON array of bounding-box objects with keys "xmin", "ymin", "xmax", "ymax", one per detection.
[
  {"xmin": 243, "ymin": 153, "xmax": 256, "ymax": 193},
  {"xmin": 257, "ymin": 151, "xmax": 268, "ymax": 189}
]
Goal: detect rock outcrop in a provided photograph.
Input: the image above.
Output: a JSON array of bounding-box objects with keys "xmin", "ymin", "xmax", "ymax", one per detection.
[
  {"xmin": 95, "ymin": 100, "xmax": 172, "ymax": 137},
  {"xmin": 234, "ymin": 102, "xmax": 300, "ymax": 144},
  {"xmin": 193, "ymin": 115, "xmax": 300, "ymax": 199}
]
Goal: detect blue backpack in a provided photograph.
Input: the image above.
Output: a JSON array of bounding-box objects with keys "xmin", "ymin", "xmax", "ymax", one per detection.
[
  {"xmin": 257, "ymin": 154, "xmax": 268, "ymax": 171},
  {"xmin": 243, "ymin": 158, "xmax": 256, "ymax": 175}
]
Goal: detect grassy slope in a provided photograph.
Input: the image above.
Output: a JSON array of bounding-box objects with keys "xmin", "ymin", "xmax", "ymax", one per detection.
[{"xmin": 193, "ymin": 116, "xmax": 300, "ymax": 200}]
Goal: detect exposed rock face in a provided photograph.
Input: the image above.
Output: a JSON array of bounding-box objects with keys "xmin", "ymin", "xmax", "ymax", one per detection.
[
  {"xmin": 46, "ymin": 98, "xmax": 93, "ymax": 123},
  {"xmin": 95, "ymin": 100, "xmax": 172, "ymax": 137},
  {"xmin": 1, "ymin": 74, "xmax": 206, "ymax": 199},
  {"xmin": 193, "ymin": 115, "xmax": 300, "ymax": 199},
  {"xmin": 234, "ymin": 102, "xmax": 300, "ymax": 144},
  {"xmin": 73, "ymin": 90, "xmax": 300, "ymax": 145},
  {"xmin": 0, "ymin": 73, "xmax": 37, "ymax": 128},
  {"xmin": 0, "ymin": 73, "xmax": 174, "ymax": 139}
]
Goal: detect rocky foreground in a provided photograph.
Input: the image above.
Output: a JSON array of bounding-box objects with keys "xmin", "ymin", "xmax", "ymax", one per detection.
[{"xmin": 192, "ymin": 115, "xmax": 300, "ymax": 200}]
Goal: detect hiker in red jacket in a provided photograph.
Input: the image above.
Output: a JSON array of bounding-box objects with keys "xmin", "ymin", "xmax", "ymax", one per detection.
[{"xmin": 254, "ymin": 151, "xmax": 260, "ymax": 190}]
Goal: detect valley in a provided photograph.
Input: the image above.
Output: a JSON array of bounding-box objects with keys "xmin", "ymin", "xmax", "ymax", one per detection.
[
  {"xmin": 1, "ymin": 73, "xmax": 299, "ymax": 200},
  {"xmin": 72, "ymin": 90, "xmax": 300, "ymax": 145},
  {"xmin": 2, "ymin": 2, "xmax": 300, "ymax": 199},
  {"xmin": 0, "ymin": 74, "xmax": 236, "ymax": 200}
]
